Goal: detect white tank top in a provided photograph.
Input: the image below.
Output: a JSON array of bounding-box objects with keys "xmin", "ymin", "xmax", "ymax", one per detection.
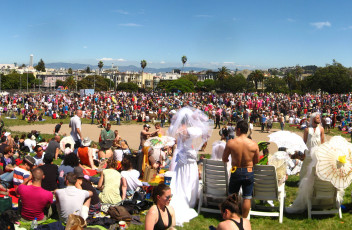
[{"xmin": 307, "ymin": 125, "xmax": 321, "ymax": 150}]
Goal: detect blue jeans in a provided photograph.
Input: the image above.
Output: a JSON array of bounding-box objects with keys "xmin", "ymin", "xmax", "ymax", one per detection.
[
  {"xmin": 229, "ymin": 168, "xmax": 254, "ymax": 199},
  {"xmin": 0, "ymin": 171, "xmax": 14, "ymax": 188}
]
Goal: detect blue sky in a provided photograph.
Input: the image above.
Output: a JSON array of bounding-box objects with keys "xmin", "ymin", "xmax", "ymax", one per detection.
[{"xmin": 1, "ymin": 0, "xmax": 352, "ymax": 70}]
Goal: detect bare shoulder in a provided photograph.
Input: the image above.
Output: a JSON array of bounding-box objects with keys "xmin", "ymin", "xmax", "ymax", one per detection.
[
  {"xmin": 147, "ymin": 205, "xmax": 158, "ymax": 215},
  {"xmin": 167, "ymin": 205, "xmax": 175, "ymax": 215}
]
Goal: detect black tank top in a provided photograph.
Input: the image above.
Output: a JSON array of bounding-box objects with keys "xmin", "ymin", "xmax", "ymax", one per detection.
[
  {"xmin": 230, "ymin": 218, "xmax": 244, "ymax": 230},
  {"xmin": 154, "ymin": 206, "xmax": 172, "ymax": 230}
]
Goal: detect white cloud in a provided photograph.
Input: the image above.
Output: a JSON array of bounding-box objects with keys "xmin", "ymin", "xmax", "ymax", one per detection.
[
  {"xmin": 287, "ymin": 18, "xmax": 295, "ymax": 22},
  {"xmin": 224, "ymin": 62, "xmax": 235, "ymax": 64},
  {"xmin": 310, "ymin": 21, "xmax": 331, "ymax": 29},
  {"xmin": 83, "ymin": 46, "xmax": 87, "ymax": 49},
  {"xmin": 113, "ymin": 9, "xmax": 129, "ymax": 15},
  {"xmin": 194, "ymin": 14, "xmax": 213, "ymax": 18},
  {"xmin": 99, "ymin": 58, "xmax": 126, "ymax": 62},
  {"xmin": 160, "ymin": 61, "xmax": 165, "ymax": 64},
  {"xmin": 100, "ymin": 58, "xmax": 113, "ymax": 61},
  {"xmin": 342, "ymin": 26, "xmax": 352, "ymax": 30},
  {"xmin": 119, "ymin": 23, "xmax": 142, "ymax": 27}
]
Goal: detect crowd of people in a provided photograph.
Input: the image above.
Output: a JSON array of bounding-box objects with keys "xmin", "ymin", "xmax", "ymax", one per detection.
[{"xmin": 0, "ymin": 90, "xmax": 351, "ymax": 229}]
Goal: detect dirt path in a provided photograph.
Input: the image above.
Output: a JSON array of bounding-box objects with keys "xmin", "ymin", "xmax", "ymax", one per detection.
[{"xmin": 9, "ymin": 123, "xmax": 335, "ymax": 154}]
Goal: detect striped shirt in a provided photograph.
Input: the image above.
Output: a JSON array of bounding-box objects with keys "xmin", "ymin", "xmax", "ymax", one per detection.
[{"xmin": 13, "ymin": 165, "xmax": 30, "ymax": 188}]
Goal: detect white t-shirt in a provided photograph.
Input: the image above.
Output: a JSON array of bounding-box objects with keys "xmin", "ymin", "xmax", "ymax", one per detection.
[
  {"xmin": 325, "ymin": 117, "xmax": 331, "ymax": 125},
  {"xmin": 24, "ymin": 139, "xmax": 36, "ymax": 153},
  {"xmin": 69, "ymin": 115, "xmax": 82, "ymax": 141},
  {"xmin": 121, "ymin": 169, "xmax": 143, "ymax": 191},
  {"xmin": 55, "ymin": 186, "xmax": 89, "ymax": 223}
]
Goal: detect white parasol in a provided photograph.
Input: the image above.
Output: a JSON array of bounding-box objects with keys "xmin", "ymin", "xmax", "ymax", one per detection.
[
  {"xmin": 268, "ymin": 131, "xmax": 307, "ymax": 153},
  {"xmin": 144, "ymin": 136, "xmax": 176, "ymax": 149},
  {"xmin": 315, "ymin": 136, "xmax": 352, "ymax": 189},
  {"xmin": 60, "ymin": 136, "xmax": 75, "ymax": 152}
]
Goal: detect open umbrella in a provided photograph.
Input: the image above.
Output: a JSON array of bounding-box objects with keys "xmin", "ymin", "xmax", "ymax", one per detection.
[
  {"xmin": 144, "ymin": 136, "xmax": 175, "ymax": 149},
  {"xmin": 60, "ymin": 136, "xmax": 75, "ymax": 152},
  {"xmin": 268, "ymin": 131, "xmax": 307, "ymax": 153},
  {"xmin": 315, "ymin": 136, "xmax": 352, "ymax": 189}
]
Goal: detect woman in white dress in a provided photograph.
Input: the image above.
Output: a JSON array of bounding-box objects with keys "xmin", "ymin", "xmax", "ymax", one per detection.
[
  {"xmin": 286, "ymin": 112, "xmax": 324, "ymax": 213},
  {"xmin": 168, "ymin": 107, "xmax": 210, "ymax": 226},
  {"xmin": 300, "ymin": 112, "xmax": 325, "ymax": 181}
]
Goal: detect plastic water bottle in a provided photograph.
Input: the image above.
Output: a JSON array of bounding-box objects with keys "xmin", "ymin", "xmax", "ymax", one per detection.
[{"xmin": 30, "ymin": 217, "xmax": 38, "ymax": 230}]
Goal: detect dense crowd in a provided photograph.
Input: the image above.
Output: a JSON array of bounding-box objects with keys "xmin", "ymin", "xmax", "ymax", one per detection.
[{"xmin": 0, "ymin": 91, "xmax": 351, "ymax": 229}]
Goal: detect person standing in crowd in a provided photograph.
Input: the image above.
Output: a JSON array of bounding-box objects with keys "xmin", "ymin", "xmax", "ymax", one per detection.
[
  {"xmin": 100, "ymin": 123, "xmax": 115, "ymax": 142},
  {"xmin": 139, "ymin": 124, "xmax": 158, "ymax": 150},
  {"xmin": 222, "ymin": 120, "xmax": 259, "ymax": 218},
  {"xmin": 301, "ymin": 112, "xmax": 324, "ymax": 180},
  {"xmin": 279, "ymin": 113, "xmax": 285, "ymax": 131},
  {"xmin": 215, "ymin": 108, "xmax": 221, "ymax": 129},
  {"xmin": 70, "ymin": 110, "xmax": 83, "ymax": 149},
  {"xmin": 46, "ymin": 135, "xmax": 61, "ymax": 160},
  {"xmin": 54, "ymin": 121, "xmax": 63, "ymax": 135}
]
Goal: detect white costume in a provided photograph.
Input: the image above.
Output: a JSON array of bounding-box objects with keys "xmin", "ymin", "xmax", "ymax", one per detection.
[
  {"xmin": 168, "ymin": 107, "xmax": 210, "ymax": 226},
  {"xmin": 287, "ymin": 113, "xmax": 323, "ymax": 213},
  {"xmin": 300, "ymin": 124, "xmax": 321, "ymax": 180}
]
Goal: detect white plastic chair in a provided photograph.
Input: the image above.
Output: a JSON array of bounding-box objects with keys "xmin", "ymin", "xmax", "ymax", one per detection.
[
  {"xmin": 198, "ymin": 159, "xmax": 228, "ymax": 214},
  {"xmin": 248, "ymin": 165, "xmax": 285, "ymax": 223},
  {"xmin": 307, "ymin": 174, "xmax": 342, "ymax": 219}
]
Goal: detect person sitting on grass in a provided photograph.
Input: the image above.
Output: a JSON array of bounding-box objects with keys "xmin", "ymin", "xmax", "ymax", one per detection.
[
  {"xmin": 77, "ymin": 137, "xmax": 97, "ymax": 170},
  {"xmin": 145, "ymin": 183, "xmax": 175, "ymax": 230},
  {"xmin": 16, "ymin": 167, "xmax": 53, "ymax": 222},
  {"xmin": 215, "ymin": 194, "xmax": 251, "ymax": 230},
  {"xmin": 13, "ymin": 155, "xmax": 36, "ymax": 189},
  {"xmin": 55, "ymin": 172, "xmax": 93, "ymax": 222},
  {"xmin": 39, "ymin": 153, "xmax": 59, "ymax": 192},
  {"xmin": 97, "ymin": 157, "xmax": 127, "ymax": 204},
  {"xmin": 0, "ymin": 146, "xmax": 16, "ymax": 189},
  {"xmin": 121, "ymin": 157, "xmax": 142, "ymax": 196}
]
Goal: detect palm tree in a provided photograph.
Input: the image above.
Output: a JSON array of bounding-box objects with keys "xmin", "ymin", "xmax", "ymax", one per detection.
[
  {"xmin": 98, "ymin": 61, "xmax": 104, "ymax": 75},
  {"xmin": 217, "ymin": 66, "xmax": 230, "ymax": 81},
  {"xmin": 96, "ymin": 61, "xmax": 104, "ymax": 91},
  {"xmin": 140, "ymin": 60, "xmax": 147, "ymax": 72},
  {"xmin": 247, "ymin": 70, "xmax": 264, "ymax": 91},
  {"xmin": 284, "ymin": 71, "xmax": 295, "ymax": 92},
  {"xmin": 181, "ymin": 56, "xmax": 187, "ymax": 72}
]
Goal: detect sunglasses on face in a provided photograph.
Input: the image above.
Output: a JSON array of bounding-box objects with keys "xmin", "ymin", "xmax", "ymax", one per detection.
[{"xmin": 165, "ymin": 194, "xmax": 173, "ymax": 200}]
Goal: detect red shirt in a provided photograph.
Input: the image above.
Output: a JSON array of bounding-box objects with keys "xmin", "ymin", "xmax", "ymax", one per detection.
[{"xmin": 17, "ymin": 184, "xmax": 53, "ymax": 220}]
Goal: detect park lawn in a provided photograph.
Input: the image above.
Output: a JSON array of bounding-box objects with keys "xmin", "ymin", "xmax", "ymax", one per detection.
[{"xmin": 9, "ymin": 118, "xmax": 352, "ymax": 229}]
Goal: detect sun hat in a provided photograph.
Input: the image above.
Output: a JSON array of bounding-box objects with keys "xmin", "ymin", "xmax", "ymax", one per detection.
[{"xmin": 82, "ymin": 137, "xmax": 92, "ymax": 147}]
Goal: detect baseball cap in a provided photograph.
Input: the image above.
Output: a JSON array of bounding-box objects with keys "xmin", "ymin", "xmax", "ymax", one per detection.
[
  {"xmin": 24, "ymin": 155, "xmax": 36, "ymax": 167},
  {"xmin": 143, "ymin": 124, "xmax": 151, "ymax": 128},
  {"xmin": 73, "ymin": 166, "xmax": 85, "ymax": 178}
]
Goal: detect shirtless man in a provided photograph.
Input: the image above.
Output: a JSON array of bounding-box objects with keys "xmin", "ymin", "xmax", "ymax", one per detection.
[
  {"xmin": 139, "ymin": 124, "xmax": 159, "ymax": 150},
  {"xmin": 222, "ymin": 120, "xmax": 259, "ymax": 218}
]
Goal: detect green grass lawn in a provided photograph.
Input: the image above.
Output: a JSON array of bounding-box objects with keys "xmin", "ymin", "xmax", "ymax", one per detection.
[{"xmin": 7, "ymin": 117, "xmax": 352, "ymax": 229}]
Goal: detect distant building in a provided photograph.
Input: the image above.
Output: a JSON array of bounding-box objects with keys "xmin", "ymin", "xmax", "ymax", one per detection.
[{"xmin": 29, "ymin": 54, "xmax": 33, "ymax": 67}]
